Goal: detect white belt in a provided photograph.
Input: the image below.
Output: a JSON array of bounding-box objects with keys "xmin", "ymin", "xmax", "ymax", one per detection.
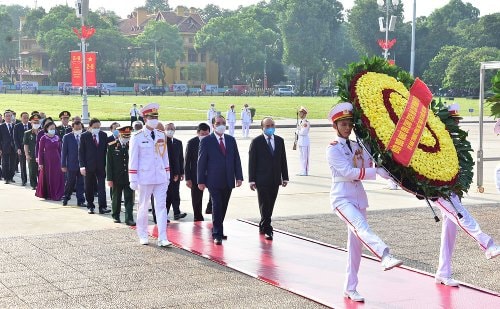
[{"xmin": 333, "ymin": 176, "xmax": 359, "ymax": 183}]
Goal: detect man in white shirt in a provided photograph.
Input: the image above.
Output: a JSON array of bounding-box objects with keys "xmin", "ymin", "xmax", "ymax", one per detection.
[
  {"xmin": 296, "ymin": 106, "xmax": 310, "ymax": 176},
  {"xmin": 129, "ymin": 104, "xmax": 140, "ymax": 126}
]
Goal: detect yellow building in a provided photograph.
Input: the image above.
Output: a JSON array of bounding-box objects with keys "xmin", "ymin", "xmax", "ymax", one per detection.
[{"xmin": 119, "ymin": 6, "xmax": 219, "ymax": 86}]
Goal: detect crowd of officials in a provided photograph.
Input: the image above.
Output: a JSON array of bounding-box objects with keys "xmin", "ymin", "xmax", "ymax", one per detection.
[{"xmin": 1, "ymin": 102, "xmax": 499, "ymax": 303}]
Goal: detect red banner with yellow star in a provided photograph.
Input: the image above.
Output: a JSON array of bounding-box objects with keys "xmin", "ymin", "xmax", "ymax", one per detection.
[{"xmin": 70, "ymin": 51, "xmax": 97, "ymax": 87}]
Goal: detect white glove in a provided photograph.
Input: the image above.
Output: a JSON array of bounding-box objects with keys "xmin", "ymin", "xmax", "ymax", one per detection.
[
  {"xmin": 129, "ymin": 182, "xmax": 138, "ymax": 191},
  {"xmin": 376, "ymin": 168, "xmax": 391, "ymax": 179}
]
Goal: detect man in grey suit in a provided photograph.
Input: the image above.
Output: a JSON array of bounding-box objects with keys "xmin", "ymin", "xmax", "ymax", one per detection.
[{"xmin": 248, "ymin": 117, "xmax": 289, "ymax": 240}]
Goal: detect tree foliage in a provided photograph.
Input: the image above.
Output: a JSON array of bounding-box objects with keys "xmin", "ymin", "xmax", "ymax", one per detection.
[{"xmin": 145, "ymin": 0, "xmax": 170, "ymax": 14}]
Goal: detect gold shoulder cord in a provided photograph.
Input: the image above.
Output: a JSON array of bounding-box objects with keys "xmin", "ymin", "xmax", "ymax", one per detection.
[
  {"xmin": 155, "ymin": 140, "xmax": 167, "ymax": 157},
  {"xmin": 352, "ymin": 148, "xmax": 365, "ymax": 168}
]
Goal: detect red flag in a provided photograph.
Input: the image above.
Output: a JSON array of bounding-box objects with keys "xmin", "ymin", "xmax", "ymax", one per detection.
[
  {"xmin": 70, "ymin": 51, "xmax": 83, "ymax": 87},
  {"xmin": 85, "ymin": 52, "xmax": 97, "ymax": 87}
]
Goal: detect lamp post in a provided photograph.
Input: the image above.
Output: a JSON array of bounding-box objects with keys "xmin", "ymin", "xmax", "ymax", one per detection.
[
  {"xmin": 264, "ymin": 44, "xmax": 272, "ymax": 90},
  {"xmin": 152, "ymin": 40, "xmax": 158, "ymax": 86},
  {"xmin": 18, "ymin": 18, "xmax": 22, "ymax": 84},
  {"xmin": 76, "ymin": 0, "xmax": 90, "ymax": 124},
  {"xmin": 377, "ymin": 0, "xmax": 399, "ymax": 60},
  {"xmin": 410, "ymin": 0, "xmax": 416, "ymax": 76}
]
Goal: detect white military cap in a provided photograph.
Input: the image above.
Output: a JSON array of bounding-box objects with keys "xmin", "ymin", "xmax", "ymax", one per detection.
[
  {"xmin": 328, "ymin": 102, "xmax": 353, "ymax": 123},
  {"xmin": 448, "ymin": 103, "xmax": 462, "ymax": 119},
  {"xmin": 141, "ymin": 103, "xmax": 160, "ymax": 116}
]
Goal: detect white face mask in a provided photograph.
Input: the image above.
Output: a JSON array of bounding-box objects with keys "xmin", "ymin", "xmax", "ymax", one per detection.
[
  {"xmin": 119, "ymin": 137, "xmax": 130, "ymax": 144},
  {"xmin": 91, "ymin": 128, "xmax": 100, "ymax": 135},
  {"xmin": 166, "ymin": 130, "xmax": 175, "ymax": 138},
  {"xmin": 215, "ymin": 125, "xmax": 226, "ymax": 135},
  {"xmin": 48, "ymin": 129, "xmax": 56, "ymax": 135},
  {"xmin": 146, "ymin": 119, "xmax": 159, "ymax": 129},
  {"xmin": 32, "ymin": 124, "xmax": 41, "ymax": 129},
  {"xmin": 73, "ymin": 130, "xmax": 82, "ymax": 135}
]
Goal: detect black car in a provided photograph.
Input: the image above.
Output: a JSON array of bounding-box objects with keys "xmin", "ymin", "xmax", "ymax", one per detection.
[{"xmin": 141, "ymin": 86, "xmax": 166, "ymax": 96}]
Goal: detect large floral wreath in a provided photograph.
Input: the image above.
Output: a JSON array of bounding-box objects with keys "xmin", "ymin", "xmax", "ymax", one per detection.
[{"xmin": 337, "ymin": 57, "xmax": 474, "ymax": 199}]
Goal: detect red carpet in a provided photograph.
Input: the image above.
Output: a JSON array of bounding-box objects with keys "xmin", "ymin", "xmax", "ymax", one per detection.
[{"xmin": 145, "ymin": 220, "xmax": 500, "ymax": 308}]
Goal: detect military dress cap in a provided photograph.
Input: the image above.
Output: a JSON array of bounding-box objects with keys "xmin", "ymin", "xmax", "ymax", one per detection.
[
  {"xmin": 29, "ymin": 114, "xmax": 40, "ymax": 121},
  {"xmin": 328, "ymin": 102, "xmax": 353, "ymax": 123},
  {"xmin": 118, "ymin": 126, "xmax": 133, "ymax": 137},
  {"xmin": 31, "ymin": 111, "xmax": 39, "ymax": 115},
  {"xmin": 448, "ymin": 103, "xmax": 462, "ymax": 119},
  {"xmin": 59, "ymin": 111, "xmax": 71, "ymax": 118},
  {"xmin": 298, "ymin": 106, "xmax": 308, "ymax": 114},
  {"xmin": 141, "ymin": 103, "xmax": 160, "ymax": 117}
]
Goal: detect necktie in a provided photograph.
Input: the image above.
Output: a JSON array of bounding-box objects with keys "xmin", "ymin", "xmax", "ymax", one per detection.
[
  {"xmin": 76, "ymin": 134, "xmax": 80, "ymax": 146},
  {"xmin": 151, "ymin": 130, "xmax": 155, "ymax": 140},
  {"xmin": 219, "ymin": 137, "xmax": 226, "ymax": 155},
  {"xmin": 93, "ymin": 134, "xmax": 98, "ymax": 146},
  {"xmin": 267, "ymin": 137, "xmax": 274, "ymax": 155},
  {"xmin": 24, "ymin": 124, "xmax": 28, "ymax": 131},
  {"xmin": 346, "ymin": 140, "xmax": 352, "ymax": 152}
]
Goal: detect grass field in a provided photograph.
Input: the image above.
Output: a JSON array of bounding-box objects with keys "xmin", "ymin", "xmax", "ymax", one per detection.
[{"xmin": 0, "ymin": 93, "xmax": 486, "ymax": 121}]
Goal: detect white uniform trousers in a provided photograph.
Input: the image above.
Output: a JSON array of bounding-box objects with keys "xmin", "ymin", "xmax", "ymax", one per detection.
[
  {"xmin": 434, "ymin": 194, "xmax": 493, "ymax": 278},
  {"xmin": 335, "ymin": 203, "xmax": 389, "ymax": 292},
  {"xmin": 242, "ymin": 122, "xmax": 250, "ymax": 138},
  {"xmin": 228, "ymin": 122, "xmax": 235, "ymax": 136},
  {"xmin": 299, "ymin": 146, "xmax": 310, "ymax": 175},
  {"xmin": 495, "ymin": 164, "xmax": 500, "ymax": 192},
  {"xmin": 136, "ymin": 183, "xmax": 169, "ymax": 241}
]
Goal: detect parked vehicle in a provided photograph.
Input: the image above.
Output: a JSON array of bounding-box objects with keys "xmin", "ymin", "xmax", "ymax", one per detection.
[
  {"xmin": 273, "ymin": 85, "xmax": 295, "ymax": 96},
  {"xmin": 141, "ymin": 86, "xmax": 166, "ymax": 96}
]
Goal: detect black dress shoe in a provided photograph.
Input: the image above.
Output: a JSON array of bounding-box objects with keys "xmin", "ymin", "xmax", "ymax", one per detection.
[
  {"xmin": 214, "ymin": 238, "xmax": 222, "ymax": 245},
  {"xmin": 88, "ymin": 209, "xmax": 95, "ymax": 214},
  {"xmin": 10, "ymin": 179, "xmax": 15, "ymax": 183},
  {"xmin": 62, "ymin": 199, "xmax": 68, "ymax": 206},
  {"xmin": 265, "ymin": 233, "xmax": 273, "ymax": 240},
  {"xmin": 174, "ymin": 213, "xmax": 187, "ymax": 220},
  {"xmin": 113, "ymin": 218, "xmax": 121, "ymax": 223},
  {"xmin": 77, "ymin": 202, "xmax": 87, "ymax": 207},
  {"xmin": 22, "ymin": 182, "xmax": 26, "ymax": 186},
  {"xmin": 205, "ymin": 208, "xmax": 212, "ymax": 214},
  {"xmin": 31, "ymin": 187, "xmax": 36, "ymax": 190},
  {"xmin": 99, "ymin": 209, "xmax": 111, "ymax": 214},
  {"xmin": 222, "ymin": 235, "xmax": 228, "ymax": 240},
  {"xmin": 125, "ymin": 220, "xmax": 136, "ymax": 226},
  {"xmin": 5, "ymin": 180, "xmax": 10, "ymax": 184}
]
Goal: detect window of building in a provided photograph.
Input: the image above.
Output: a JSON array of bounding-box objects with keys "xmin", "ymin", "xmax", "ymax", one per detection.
[{"xmin": 188, "ymin": 48, "xmax": 198, "ymax": 62}]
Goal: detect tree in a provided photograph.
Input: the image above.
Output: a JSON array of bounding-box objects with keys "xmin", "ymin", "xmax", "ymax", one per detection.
[
  {"xmin": 198, "ymin": 4, "xmax": 233, "ymax": 23},
  {"xmin": 422, "ymin": 45, "xmax": 466, "ymax": 90},
  {"xmin": 444, "ymin": 47, "xmax": 500, "ymax": 95},
  {"xmin": 145, "ymin": 0, "xmax": 170, "ymax": 14},
  {"xmin": 277, "ymin": 0, "xmax": 343, "ymax": 91},
  {"xmin": 415, "ymin": 0, "xmax": 479, "ymax": 77},
  {"xmin": 136, "ymin": 21, "xmax": 184, "ymax": 85},
  {"xmin": 0, "ymin": 9, "xmax": 16, "ymax": 81}
]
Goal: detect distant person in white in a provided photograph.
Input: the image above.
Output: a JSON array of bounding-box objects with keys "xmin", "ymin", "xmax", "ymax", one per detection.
[
  {"xmin": 226, "ymin": 104, "xmax": 237, "ymax": 136},
  {"xmin": 241, "ymin": 104, "xmax": 252, "ymax": 138}
]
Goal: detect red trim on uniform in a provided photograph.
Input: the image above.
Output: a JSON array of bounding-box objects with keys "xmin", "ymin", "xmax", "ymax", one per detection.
[
  {"xmin": 335, "ymin": 208, "xmax": 381, "ymax": 259},
  {"xmin": 165, "ymin": 167, "xmax": 170, "ymax": 171},
  {"xmin": 435, "ymin": 199, "xmax": 487, "ymax": 250},
  {"xmin": 129, "ymin": 170, "xmax": 137, "ymax": 174},
  {"xmin": 449, "ymin": 110, "xmax": 460, "ymax": 117},
  {"xmin": 358, "ymin": 168, "xmax": 365, "ymax": 180}
]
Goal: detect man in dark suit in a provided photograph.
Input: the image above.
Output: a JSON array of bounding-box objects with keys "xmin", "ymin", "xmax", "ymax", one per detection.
[
  {"xmin": 78, "ymin": 118, "xmax": 110, "ymax": 214},
  {"xmin": 185, "ymin": 123, "xmax": 211, "ymax": 221},
  {"xmin": 61, "ymin": 121, "xmax": 85, "ymax": 207},
  {"xmin": 165, "ymin": 122, "xmax": 186, "ymax": 220},
  {"xmin": 14, "ymin": 112, "xmax": 31, "ymax": 186},
  {"xmin": 248, "ymin": 117, "xmax": 289, "ymax": 240},
  {"xmin": 197, "ymin": 115, "xmax": 243, "ymax": 245},
  {"xmin": 0, "ymin": 110, "xmax": 17, "ymax": 184}
]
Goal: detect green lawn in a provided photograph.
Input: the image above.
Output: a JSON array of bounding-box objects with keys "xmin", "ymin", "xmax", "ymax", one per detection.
[{"xmin": 0, "ymin": 93, "xmax": 485, "ymax": 121}]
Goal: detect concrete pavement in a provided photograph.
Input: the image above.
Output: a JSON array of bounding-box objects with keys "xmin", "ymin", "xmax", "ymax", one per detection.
[{"xmin": 0, "ymin": 117, "xmax": 498, "ymax": 307}]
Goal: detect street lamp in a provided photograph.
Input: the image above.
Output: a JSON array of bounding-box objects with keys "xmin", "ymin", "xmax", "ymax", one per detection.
[
  {"xmin": 76, "ymin": 0, "xmax": 90, "ymax": 124},
  {"xmin": 377, "ymin": 0, "xmax": 399, "ymax": 60}
]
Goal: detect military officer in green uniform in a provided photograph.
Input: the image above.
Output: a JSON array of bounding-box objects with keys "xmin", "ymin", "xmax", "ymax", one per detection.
[
  {"xmin": 23, "ymin": 114, "xmax": 41, "ymax": 190},
  {"xmin": 106, "ymin": 126, "xmax": 136, "ymax": 226},
  {"xmin": 56, "ymin": 111, "xmax": 72, "ymax": 139}
]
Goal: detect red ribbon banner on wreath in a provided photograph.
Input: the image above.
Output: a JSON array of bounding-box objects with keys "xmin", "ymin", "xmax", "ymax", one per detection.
[{"xmin": 386, "ymin": 78, "xmax": 433, "ymax": 166}]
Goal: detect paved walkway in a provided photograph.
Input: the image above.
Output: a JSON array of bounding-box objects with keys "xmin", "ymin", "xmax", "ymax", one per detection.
[{"xmin": 0, "ymin": 118, "xmax": 498, "ymax": 307}]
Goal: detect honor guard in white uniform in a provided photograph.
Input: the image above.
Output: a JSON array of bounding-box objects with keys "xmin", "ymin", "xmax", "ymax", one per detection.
[
  {"xmin": 129, "ymin": 103, "xmax": 172, "ymax": 247},
  {"xmin": 226, "ymin": 104, "xmax": 237, "ymax": 136},
  {"xmin": 296, "ymin": 106, "xmax": 310, "ymax": 175},
  {"xmin": 433, "ymin": 104, "xmax": 500, "ymax": 287},
  {"xmin": 327, "ymin": 102, "xmax": 403, "ymax": 303},
  {"xmin": 207, "ymin": 103, "xmax": 217, "ymax": 124},
  {"xmin": 241, "ymin": 103, "xmax": 252, "ymax": 138}
]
